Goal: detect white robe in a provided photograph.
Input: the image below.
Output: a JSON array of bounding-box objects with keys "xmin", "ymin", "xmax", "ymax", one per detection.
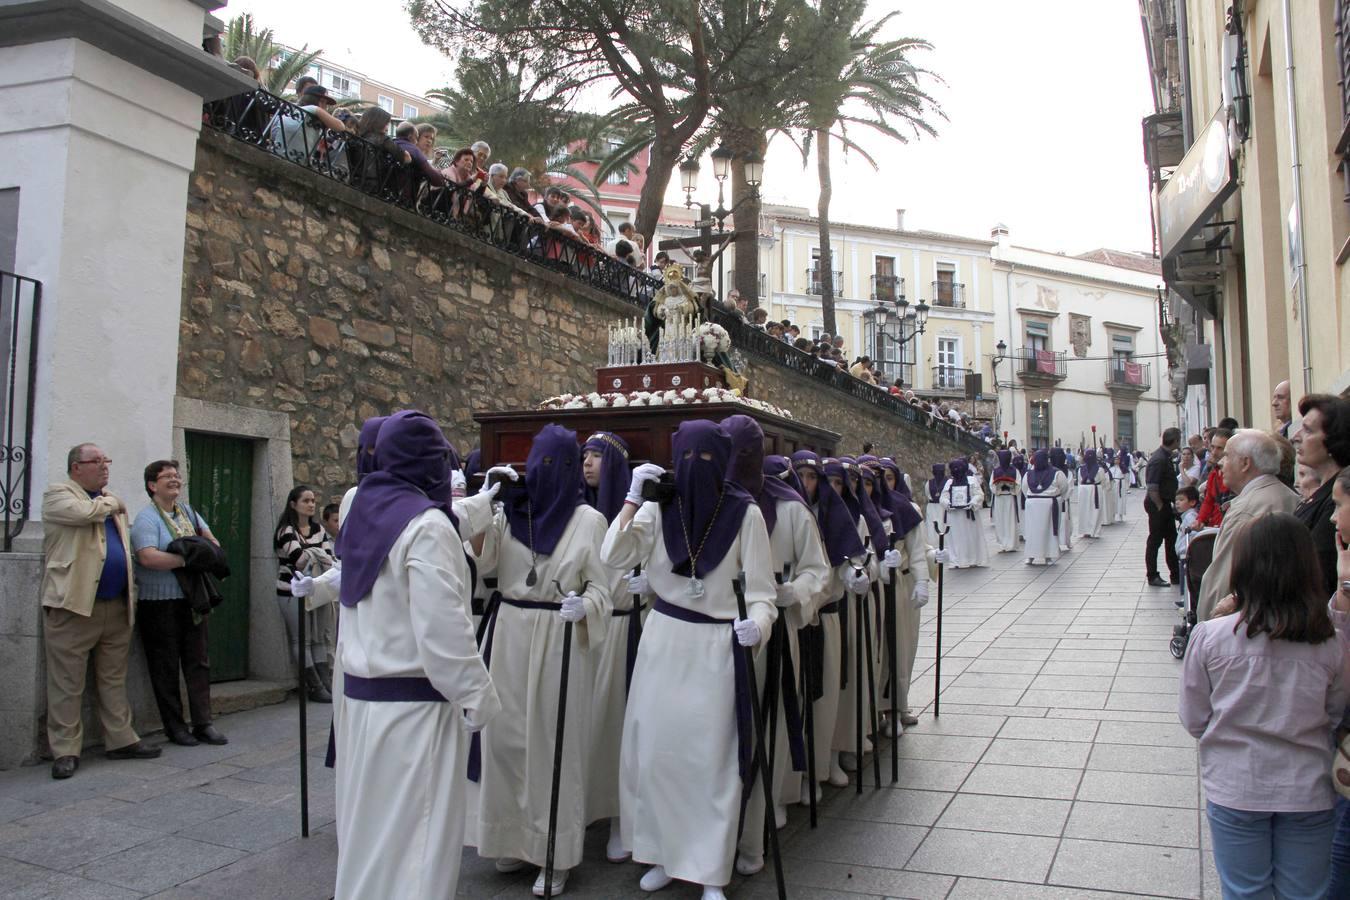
[
  {"xmin": 832, "ymin": 514, "xmax": 882, "ymax": 753},
  {"xmin": 1057, "ymin": 472, "xmax": 1074, "ymax": 552},
  {"xmin": 1102, "ymin": 466, "xmax": 1122, "ymax": 524},
  {"xmin": 883, "ymin": 510, "xmax": 929, "ymax": 717},
  {"xmin": 1020, "ymin": 474, "xmax": 1063, "ymax": 563},
  {"xmin": 603, "ymin": 501, "xmax": 778, "ymax": 887},
  {"xmin": 1116, "ymin": 467, "xmax": 1131, "ymax": 520},
  {"xmin": 586, "ymin": 553, "xmax": 641, "ymax": 825},
  {"xmin": 471, "ymin": 505, "xmax": 611, "ymax": 871},
  {"xmin": 990, "ymin": 480, "xmax": 1019, "ymax": 551},
  {"xmin": 938, "ymin": 481, "xmax": 988, "ymax": 568},
  {"xmin": 803, "ymin": 532, "xmax": 860, "ymax": 785},
  {"xmin": 334, "ymin": 509, "xmax": 498, "ymax": 900},
  {"xmin": 1075, "ymin": 470, "xmax": 1108, "ymax": 538},
  {"xmin": 740, "ymin": 498, "xmax": 829, "ymax": 859},
  {"xmin": 923, "ymin": 494, "xmax": 944, "ymax": 546}
]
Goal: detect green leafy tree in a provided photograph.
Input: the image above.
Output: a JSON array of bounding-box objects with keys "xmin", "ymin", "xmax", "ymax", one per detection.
[{"xmin": 223, "ymin": 13, "xmax": 322, "ymax": 96}]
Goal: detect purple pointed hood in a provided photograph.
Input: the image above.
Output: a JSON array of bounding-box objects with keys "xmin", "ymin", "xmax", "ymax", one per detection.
[
  {"xmin": 791, "ymin": 450, "xmax": 864, "ymax": 566},
  {"xmin": 662, "ymin": 420, "xmax": 753, "ymax": 579},
  {"xmin": 723, "ymin": 415, "xmax": 803, "ymax": 536},
  {"xmin": 1079, "ymin": 449, "xmax": 1101, "ymax": 483},
  {"xmin": 927, "ymin": 463, "xmax": 947, "ymax": 502},
  {"xmin": 1049, "ymin": 447, "xmax": 1068, "ymax": 474},
  {"xmin": 356, "ymin": 416, "xmax": 387, "ymax": 481},
  {"xmin": 582, "ymin": 431, "xmax": 630, "ymax": 523},
  {"xmin": 876, "ymin": 459, "xmax": 923, "ymax": 537},
  {"xmin": 992, "ymin": 449, "xmax": 1017, "ymax": 482},
  {"xmin": 507, "ymin": 423, "xmax": 584, "ymax": 557},
  {"xmin": 1027, "ymin": 449, "xmax": 1056, "ymax": 493},
  {"xmin": 764, "ymin": 454, "xmax": 805, "ymax": 498}
]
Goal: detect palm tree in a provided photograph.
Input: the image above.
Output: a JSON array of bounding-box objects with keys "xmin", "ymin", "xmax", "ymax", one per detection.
[
  {"xmin": 223, "ymin": 13, "xmax": 322, "ymax": 96},
  {"xmin": 798, "ymin": 2, "xmax": 943, "ymax": 336}
]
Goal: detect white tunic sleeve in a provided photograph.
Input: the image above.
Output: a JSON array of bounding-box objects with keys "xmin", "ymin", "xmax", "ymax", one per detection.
[
  {"xmin": 736, "ymin": 505, "xmax": 779, "ymax": 644},
  {"xmin": 902, "ymin": 518, "xmax": 929, "ymax": 586},
  {"xmin": 938, "ymin": 480, "xmax": 955, "ymax": 509},
  {"xmin": 450, "ymin": 491, "xmax": 496, "ymax": 540},
  {"xmin": 772, "ymin": 500, "xmax": 830, "ymax": 626},
  {"xmin": 602, "ymin": 501, "xmax": 658, "ymax": 571}
]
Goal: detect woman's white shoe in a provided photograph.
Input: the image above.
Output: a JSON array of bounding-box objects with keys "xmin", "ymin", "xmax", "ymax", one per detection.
[
  {"xmin": 531, "ymin": 868, "xmax": 568, "ymax": 897},
  {"xmin": 640, "ymin": 866, "xmax": 673, "ymax": 892}
]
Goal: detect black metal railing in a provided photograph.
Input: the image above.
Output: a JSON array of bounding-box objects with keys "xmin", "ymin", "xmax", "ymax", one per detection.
[
  {"xmin": 806, "ymin": 268, "xmax": 843, "ymax": 296},
  {"xmin": 1108, "ymin": 358, "xmax": 1152, "ymax": 391},
  {"xmin": 1014, "ymin": 347, "xmax": 1068, "ymax": 380},
  {"xmin": 0, "ymin": 272, "xmax": 40, "ymax": 551},
  {"xmin": 930, "ymin": 365, "xmax": 971, "ymax": 393},
  {"xmin": 872, "ymin": 274, "xmax": 903, "ymax": 302},
  {"xmin": 1336, "ymin": 0, "xmax": 1350, "ymax": 202},
  {"xmin": 202, "ymin": 89, "xmax": 662, "ymax": 305},
  {"xmin": 931, "ymin": 280, "xmax": 966, "ymax": 307},
  {"xmin": 707, "ymin": 307, "xmax": 987, "ymax": 452}
]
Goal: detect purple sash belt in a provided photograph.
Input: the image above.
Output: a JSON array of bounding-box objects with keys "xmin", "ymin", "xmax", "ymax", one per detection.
[
  {"xmin": 652, "ymin": 597, "xmax": 754, "ymax": 783},
  {"xmin": 343, "ymin": 673, "xmax": 447, "ymax": 702}
]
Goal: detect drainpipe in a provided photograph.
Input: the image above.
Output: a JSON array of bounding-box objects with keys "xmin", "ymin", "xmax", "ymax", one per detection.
[
  {"xmin": 1281, "ymin": 0, "xmax": 1313, "ymax": 394},
  {"xmin": 1175, "ymin": 0, "xmax": 1195, "ymax": 144},
  {"xmin": 1005, "ymin": 261, "xmax": 1016, "ymax": 429}
]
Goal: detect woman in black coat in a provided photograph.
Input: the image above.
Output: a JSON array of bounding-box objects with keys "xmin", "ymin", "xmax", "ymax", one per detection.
[{"xmin": 1292, "ymin": 394, "xmax": 1350, "ymax": 594}]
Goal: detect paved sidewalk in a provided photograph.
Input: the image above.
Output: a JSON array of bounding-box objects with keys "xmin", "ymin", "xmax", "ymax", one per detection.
[{"xmin": 0, "ymin": 493, "xmax": 1211, "ymax": 898}]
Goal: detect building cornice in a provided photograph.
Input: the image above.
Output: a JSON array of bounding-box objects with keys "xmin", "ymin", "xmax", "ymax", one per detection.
[
  {"xmin": 773, "ymin": 216, "xmax": 995, "ymax": 250},
  {"xmin": 993, "ymin": 256, "xmax": 1160, "ymax": 293},
  {"xmin": 0, "ymin": 0, "xmax": 256, "ymax": 100}
]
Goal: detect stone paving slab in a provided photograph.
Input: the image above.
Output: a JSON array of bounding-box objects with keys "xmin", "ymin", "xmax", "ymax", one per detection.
[{"xmin": 0, "ymin": 493, "xmax": 1223, "ymax": 897}]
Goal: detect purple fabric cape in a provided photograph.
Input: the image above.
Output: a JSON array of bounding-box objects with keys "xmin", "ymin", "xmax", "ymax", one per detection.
[
  {"xmin": 826, "ymin": 458, "xmax": 886, "ymax": 555},
  {"xmin": 1049, "ymin": 447, "xmax": 1069, "ymax": 475},
  {"xmin": 723, "ymin": 415, "xmax": 804, "ymax": 536},
  {"xmin": 507, "ymin": 423, "xmax": 584, "ymax": 557},
  {"xmin": 1026, "ymin": 449, "xmax": 1056, "ymax": 493},
  {"xmin": 662, "ymin": 420, "xmax": 752, "ymax": 579},
  {"xmin": 356, "ymin": 416, "xmax": 387, "ymax": 482},
  {"xmin": 1079, "ymin": 449, "xmax": 1101, "ymax": 483},
  {"xmin": 992, "ymin": 449, "xmax": 1017, "ymax": 482},
  {"xmin": 764, "ymin": 454, "xmax": 805, "ymax": 499},
  {"xmin": 337, "ymin": 410, "xmax": 459, "ymax": 608},
  {"xmin": 927, "ymin": 463, "xmax": 947, "ymax": 503},
  {"xmin": 791, "ymin": 450, "xmax": 863, "ymax": 566},
  {"xmin": 582, "ymin": 431, "xmax": 630, "ymax": 523}
]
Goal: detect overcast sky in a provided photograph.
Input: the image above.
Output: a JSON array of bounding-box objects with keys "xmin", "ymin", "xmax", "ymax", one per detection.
[{"xmin": 223, "ymin": 0, "xmax": 1157, "ymax": 255}]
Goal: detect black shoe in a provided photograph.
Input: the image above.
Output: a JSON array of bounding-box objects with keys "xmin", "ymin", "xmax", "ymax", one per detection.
[
  {"xmin": 305, "ymin": 666, "xmax": 333, "ymax": 704},
  {"xmin": 106, "ymin": 740, "xmax": 162, "ymax": 760},
  {"xmin": 192, "ymin": 724, "xmax": 229, "ymax": 746},
  {"xmin": 1147, "ymin": 576, "xmax": 1170, "ymax": 588},
  {"xmin": 166, "ymin": 727, "xmax": 199, "ymax": 747},
  {"xmin": 51, "ymin": 755, "xmax": 79, "ymax": 779}
]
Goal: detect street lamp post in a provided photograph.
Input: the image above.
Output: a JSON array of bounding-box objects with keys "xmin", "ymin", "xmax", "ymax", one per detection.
[
  {"xmin": 992, "ymin": 339, "xmax": 1008, "ymax": 435},
  {"xmin": 677, "ymin": 145, "xmax": 764, "ymax": 305},
  {"xmin": 868, "ymin": 288, "xmax": 929, "ymax": 387}
]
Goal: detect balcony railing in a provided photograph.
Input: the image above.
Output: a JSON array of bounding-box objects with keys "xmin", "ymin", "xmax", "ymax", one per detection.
[
  {"xmin": 806, "ymin": 268, "xmax": 843, "ymax": 296},
  {"xmin": 1014, "ymin": 347, "xmax": 1068, "ymax": 381},
  {"xmin": 931, "ymin": 280, "xmax": 966, "ymax": 308},
  {"xmin": 1336, "ymin": 0, "xmax": 1350, "ymax": 202},
  {"xmin": 201, "ymin": 89, "xmax": 661, "ymax": 306},
  {"xmin": 871, "ymin": 274, "xmax": 904, "ymax": 303},
  {"xmin": 726, "ymin": 270, "xmax": 767, "ymax": 298},
  {"xmin": 929, "ymin": 365, "xmax": 972, "ymax": 394},
  {"xmin": 0, "ymin": 271, "xmax": 40, "ymax": 551},
  {"xmin": 1107, "ymin": 358, "xmax": 1152, "ymax": 391}
]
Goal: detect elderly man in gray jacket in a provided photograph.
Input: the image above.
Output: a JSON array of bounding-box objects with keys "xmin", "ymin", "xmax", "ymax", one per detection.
[{"xmin": 1197, "ymin": 429, "xmax": 1300, "ymax": 621}]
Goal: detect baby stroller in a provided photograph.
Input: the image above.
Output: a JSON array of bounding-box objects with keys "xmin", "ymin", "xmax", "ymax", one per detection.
[{"xmin": 1170, "ymin": 529, "xmax": 1218, "ymax": 658}]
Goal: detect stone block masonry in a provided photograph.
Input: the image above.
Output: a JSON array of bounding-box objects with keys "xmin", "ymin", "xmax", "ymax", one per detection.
[{"xmin": 181, "ymin": 130, "xmax": 976, "ymax": 502}]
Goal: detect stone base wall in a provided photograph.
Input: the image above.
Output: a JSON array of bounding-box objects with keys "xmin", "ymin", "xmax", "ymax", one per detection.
[{"xmin": 181, "ymin": 130, "xmax": 977, "ymax": 500}]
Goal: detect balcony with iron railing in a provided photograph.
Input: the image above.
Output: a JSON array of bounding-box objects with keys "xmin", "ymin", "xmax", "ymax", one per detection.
[
  {"xmin": 806, "ymin": 268, "xmax": 843, "ymax": 297},
  {"xmin": 871, "ymin": 274, "xmax": 904, "ymax": 303},
  {"xmin": 1014, "ymin": 347, "xmax": 1068, "ymax": 382},
  {"xmin": 928, "ymin": 365, "xmax": 972, "ymax": 396},
  {"xmin": 1107, "ymin": 358, "xmax": 1152, "ymax": 392},
  {"xmin": 931, "ymin": 280, "xmax": 966, "ymax": 308},
  {"xmin": 726, "ymin": 270, "xmax": 767, "ymax": 298}
]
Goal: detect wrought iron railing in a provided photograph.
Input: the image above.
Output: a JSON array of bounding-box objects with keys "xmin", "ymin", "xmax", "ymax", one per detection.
[
  {"xmin": 1336, "ymin": 0, "xmax": 1350, "ymax": 202},
  {"xmin": 931, "ymin": 281, "xmax": 966, "ymax": 307},
  {"xmin": 1014, "ymin": 347, "xmax": 1068, "ymax": 380},
  {"xmin": 1108, "ymin": 358, "xmax": 1152, "ymax": 390},
  {"xmin": 872, "ymin": 274, "xmax": 903, "ymax": 302},
  {"xmin": 201, "ymin": 89, "xmax": 662, "ymax": 305},
  {"xmin": 806, "ymin": 268, "xmax": 843, "ymax": 296},
  {"xmin": 930, "ymin": 365, "xmax": 972, "ymax": 393},
  {"xmin": 0, "ymin": 272, "xmax": 40, "ymax": 551}
]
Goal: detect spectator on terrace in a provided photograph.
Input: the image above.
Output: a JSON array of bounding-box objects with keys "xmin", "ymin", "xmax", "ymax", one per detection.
[
  {"xmin": 471, "ymin": 140, "xmax": 491, "ymax": 180},
  {"xmin": 271, "ymin": 85, "xmax": 348, "ymax": 163},
  {"xmin": 889, "ymin": 378, "xmax": 904, "ymax": 396},
  {"xmin": 346, "ymin": 107, "xmax": 408, "ymax": 189},
  {"xmin": 832, "ymin": 334, "xmax": 846, "ymax": 354},
  {"xmin": 534, "ymin": 186, "xmax": 569, "ymax": 222},
  {"xmin": 570, "ymin": 207, "xmax": 605, "ymax": 249},
  {"xmin": 293, "ymin": 75, "xmax": 318, "ymax": 98},
  {"xmin": 415, "ymin": 123, "xmax": 438, "ymax": 158},
  {"xmin": 482, "ymin": 163, "xmax": 511, "ymax": 205},
  {"xmin": 651, "ymin": 251, "xmax": 671, "ymax": 278},
  {"xmin": 849, "ymin": 356, "xmax": 872, "ymax": 380},
  {"xmin": 616, "ymin": 221, "xmax": 645, "ymax": 256},
  {"xmin": 503, "ymin": 168, "xmax": 539, "ymax": 220},
  {"xmin": 394, "ymin": 121, "xmax": 446, "ymax": 201},
  {"xmin": 232, "ymin": 56, "xmax": 261, "ymax": 84},
  {"xmin": 613, "ymin": 240, "xmax": 639, "ymax": 268},
  {"xmin": 787, "ymin": 324, "xmax": 800, "ymax": 342}
]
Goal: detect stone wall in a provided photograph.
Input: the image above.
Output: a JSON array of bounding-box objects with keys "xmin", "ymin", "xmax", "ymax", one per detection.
[{"xmin": 181, "ymin": 130, "xmax": 978, "ymax": 500}]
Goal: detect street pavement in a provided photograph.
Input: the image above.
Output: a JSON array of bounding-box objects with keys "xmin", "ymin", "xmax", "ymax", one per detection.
[{"xmin": 0, "ymin": 489, "xmax": 1214, "ymax": 898}]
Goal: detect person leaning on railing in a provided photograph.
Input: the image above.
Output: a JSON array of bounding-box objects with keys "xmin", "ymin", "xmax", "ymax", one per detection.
[
  {"xmin": 393, "ymin": 121, "xmax": 446, "ymax": 206},
  {"xmin": 268, "ymin": 85, "xmax": 350, "ymax": 165}
]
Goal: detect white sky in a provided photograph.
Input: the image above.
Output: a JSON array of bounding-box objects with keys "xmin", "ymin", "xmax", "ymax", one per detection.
[{"xmin": 222, "ymin": 0, "xmax": 1157, "ymax": 255}]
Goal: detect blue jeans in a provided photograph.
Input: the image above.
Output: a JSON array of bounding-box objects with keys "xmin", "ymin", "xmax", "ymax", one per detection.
[
  {"xmin": 1206, "ymin": 801, "xmax": 1334, "ymax": 899},
  {"xmin": 1328, "ymin": 796, "xmax": 1350, "ymax": 899}
]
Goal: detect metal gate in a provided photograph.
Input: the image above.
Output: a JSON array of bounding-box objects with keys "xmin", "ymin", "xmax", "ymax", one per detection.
[{"xmin": 184, "ymin": 432, "xmax": 254, "ymax": 682}]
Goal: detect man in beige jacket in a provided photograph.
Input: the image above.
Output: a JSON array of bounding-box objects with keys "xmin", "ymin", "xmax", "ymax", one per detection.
[
  {"xmin": 1197, "ymin": 429, "xmax": 1300, "ymax": 621},
  {"xmin": 42, "ymin": 442, "xmax": 160, "ymax": 778}
]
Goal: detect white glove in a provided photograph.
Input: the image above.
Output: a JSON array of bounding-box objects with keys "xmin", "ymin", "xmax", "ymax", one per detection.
[
  {"xmin": 450, "ymin": 469, "xmax": 467, "ymax": 497},
  {"xmin": 933, "ymin": 548, "xmax": 954, "ymax": 565},
  {"xmin": 290, "ymin": 573, "xmax": 314, "ymax": 598},
  {"xmin": 559, "ymin": 592, "xmax": 586, "ymax": 623},
  {"xmin": 844, "ymin": 569, "xmax": 870, "ymax": 594},
  {"xmin": 882, "ymin": 549, "xmax": 902, "ymax": 569},
  {"xmin": 912, "ymin": 581, "xmax": 930, "ymax": 609},
  {"xmin": 627, "ymin": 570, "xmax": 649, "ymax": 595},
  {"xmin": 626, "ymin": 463, "xmax": 665, "ymax": 505},
  {"xmin": 479, "ymin": 465, "xmax": 519, "ymax": 499},
  {"xmin": 463, "ymin": 707, "xmax": 491, "ymax": 733},
  {"xmin": 734, "ymin": 617, "xmax": 761, "ymax": 647},
  {"xmin": 775, "ymin": 582, "xmax": 797, "ymax": 607}
]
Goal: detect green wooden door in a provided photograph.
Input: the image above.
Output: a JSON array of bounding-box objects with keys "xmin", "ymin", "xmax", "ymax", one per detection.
[{"xmin": 184, "ymin": 432, "xmax": 254, "ymax": 682}]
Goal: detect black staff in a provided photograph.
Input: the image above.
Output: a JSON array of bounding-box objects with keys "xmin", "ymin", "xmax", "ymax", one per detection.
[
  {"xmin": 733, "ymin": 575, "xmax": 787, "ymax": 900},
  {"xmin": 885, "ymin": 535, "xmax": 900, "ymax": 783},
  {"xmin": 864, "ymin": 580, "xmax": 882, "ymax": 792},
  {"xmin": 297, "ymin": 587, "xmax": 309, "ymax": 837},
  {"xmin": 933, "ymin": 523, "xmax": 950, "ymax": 718},
  {"xmin": 850, "ymin": 554, "xmax": 871, "ymax": 796},
  {"xmin": 543, "ymin": 579, "xmax": 587, "ymax": 900}
]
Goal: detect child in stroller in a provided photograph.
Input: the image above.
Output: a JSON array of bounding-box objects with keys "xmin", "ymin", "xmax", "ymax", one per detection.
[{"xmin": 1170, "ymin": 486, "xmax": 1219, "ymax": 657}]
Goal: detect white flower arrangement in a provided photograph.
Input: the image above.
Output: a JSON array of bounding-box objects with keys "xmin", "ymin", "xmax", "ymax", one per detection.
[
  {"xmin": 537, "ymin": 385, "xmax": 793, "ymax": 419},
  {"xmin": 696, "ymin": 322, "xmax": 732, "ymax": 357}
]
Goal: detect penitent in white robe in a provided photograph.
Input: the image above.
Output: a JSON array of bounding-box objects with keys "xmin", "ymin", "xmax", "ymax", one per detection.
[
  {"xmin": 471, "ymin": 505, "xmax": 611, "ymax": 872},
  {"xmin": 1021, "ymin": 474, "xmax": 1064, "ymax": 563},
  {"xmin": 1102, "ymin": 466, "xmax": 1122, "ymax": 524},
  {"xmin": 1057, "ymin": 475, "xmax": 1074, "ymax": 552},
  {"xmin": 1076, "ymin": 470, "xmax": 1108, "ymax": 538},
  {"xmin": 883, "ymin": 509, "xmax": 930, "ymax": 718},
  {"xmin": 990, "ymin": 480, "xmax": 1020, "ymax": 552},
  {"xmin": 923, "ymin": 497, "xmax": 944, "ymax": 546},
  {"xmin": 1116, "ymin": 467, "xmax": 1131, "ymax": 521},
  {"xmin": 740, "ymin": 498, "xmax": 829, "ymax": 860},
  {"xmin": 603, "ymin": 501, "xmax": 778, "ymax": 888},
  {"xmin": 586, "ymin": 548, "xmax": 643, "ymax": 825},
  {"xmin": 333, "ymin": 509, "xmax": 499, "ymax": 900},
  {"xmin": 832, "ymin": 515, "xmax": 882, "ymax": 755},
  {"xmin": 803, "ymin": 525, "xmax": 863, "ymax": 787},
  {"xmin": 938, "ymin": 481, "xmax": 989, "ymax": 568}
]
